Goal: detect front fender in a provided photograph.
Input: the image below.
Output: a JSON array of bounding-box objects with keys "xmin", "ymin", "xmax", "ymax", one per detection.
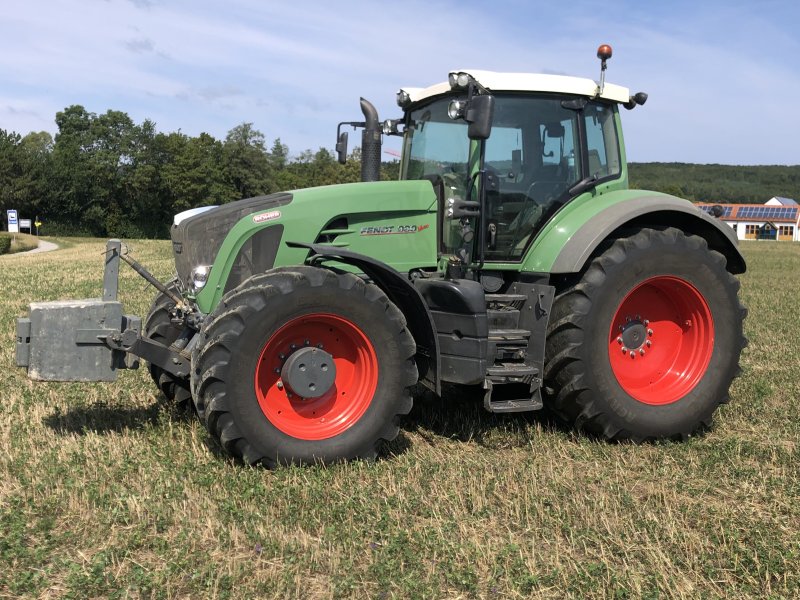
[{"xmin": 288, "ymin": 242, "xmax": 441, "ymax": 395}]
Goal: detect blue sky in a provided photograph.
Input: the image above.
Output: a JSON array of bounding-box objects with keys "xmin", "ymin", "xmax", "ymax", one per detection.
[{"xmin": 0, "ymin": 0, "xmax": 798, "ymax": 165}]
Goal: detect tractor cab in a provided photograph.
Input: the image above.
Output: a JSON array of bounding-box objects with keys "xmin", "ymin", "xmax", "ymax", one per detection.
[{"xmin": 394, "ymin": 66, "xmax": 644, "ymax": 271}]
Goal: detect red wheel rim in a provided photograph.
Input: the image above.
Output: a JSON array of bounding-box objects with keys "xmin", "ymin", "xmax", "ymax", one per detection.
[
  {"xmin": 254, "ymin": 313, "xmax": 378, "ymax": 440},
  {"xmin": 608, "ymin": 276, "xmax": 714, "ymax": 405}
]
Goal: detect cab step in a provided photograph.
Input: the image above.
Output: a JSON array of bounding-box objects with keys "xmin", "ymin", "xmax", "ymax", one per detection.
[
  {"xmin": 485, "ymin": 293, "xmax": 527, "ymax": 309},
  {"xmin": 486, "ymin": 362, "xmax": 538, "ymax": 382},
  {"xmin": 482, "ymin": 378, "xmax": 543, "ymax": 413}
]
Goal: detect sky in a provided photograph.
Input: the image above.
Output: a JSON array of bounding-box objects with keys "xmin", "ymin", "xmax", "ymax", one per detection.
[{"xmin": 0, "ymin": 0, "xmax": 798, "ymax": 165}]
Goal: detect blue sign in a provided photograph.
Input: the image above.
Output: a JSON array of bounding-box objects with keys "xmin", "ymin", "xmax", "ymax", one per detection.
[{"xmin": 7, "ymin": 209, "xmax": 18, "ymax": 233}]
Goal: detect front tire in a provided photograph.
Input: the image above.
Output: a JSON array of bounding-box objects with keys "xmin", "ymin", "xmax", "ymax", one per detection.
[
  {"xmin": 544, "ymin": 227, "xmax": 747, "ymax": 441},
  {"xmin": 192, "ymin": 266, "xmax": 418, "ymax": 466},
  {"xmin": 143, "ymin": 280, "xmax": 193, "ymax": 410}
]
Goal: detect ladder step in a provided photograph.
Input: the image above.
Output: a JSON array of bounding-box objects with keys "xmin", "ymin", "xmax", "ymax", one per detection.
[
  {"xmin": 488, "ymin": 328, "xmax": 530, "ymax": 341},
  {"xmin": 482, "ymin": 378, "xmax": 543, "ymax": 413},
  {"xmin": 485, "ymin": 397, "xmax": 543, "ymax": 413},
  {"xmin": 486, "ymin": 363, "xmax": 538, "ymax": 378},
  {"xmin": 485, "ymin": 294, "xmax": 527, "ymax": 309}
]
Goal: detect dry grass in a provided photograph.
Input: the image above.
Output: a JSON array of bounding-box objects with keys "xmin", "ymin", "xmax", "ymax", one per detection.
[
  {"xmin": 1, "ymin": 239, "xmax": 798, "ymax": 599},
  {"xmin": 3, "ymin": 233, "xmax": 41, "ymax": 254}
]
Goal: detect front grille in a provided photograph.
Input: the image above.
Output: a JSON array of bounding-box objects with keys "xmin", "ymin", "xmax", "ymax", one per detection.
[{"xmin": 170, "ymin": 192, "xmax": 293, "ymax": 286}]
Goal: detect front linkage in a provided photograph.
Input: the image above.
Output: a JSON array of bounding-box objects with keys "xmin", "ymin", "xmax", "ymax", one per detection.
[{"xmin": 16, "ymin": 240, "xmax": 195, "ymax": 383}]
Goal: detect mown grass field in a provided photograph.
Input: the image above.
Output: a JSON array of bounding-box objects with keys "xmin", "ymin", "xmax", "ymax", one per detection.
[{"xmin": 1, "ymin": 239, "xmax": 798, "ymax": 599}]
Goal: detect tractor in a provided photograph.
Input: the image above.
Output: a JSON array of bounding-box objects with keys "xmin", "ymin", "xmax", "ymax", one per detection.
[{"xmin": 16, "ymin": 46, "xmax": 747, "ymax": 466}]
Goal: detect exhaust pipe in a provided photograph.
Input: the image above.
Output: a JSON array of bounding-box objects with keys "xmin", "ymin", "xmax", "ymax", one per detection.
[{"xmin": 359, "ymin": 98, "xmax": 381, "ymax": 182}]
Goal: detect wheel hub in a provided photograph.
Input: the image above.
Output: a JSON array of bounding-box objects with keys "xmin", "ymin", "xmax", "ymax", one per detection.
[
  {"xmin": 621, "ymin": 321, "xmax": 646, "ymax": 350},
  {"xmin": 280, "ymin": 346, "xmax": 336, "ymax": 399}
]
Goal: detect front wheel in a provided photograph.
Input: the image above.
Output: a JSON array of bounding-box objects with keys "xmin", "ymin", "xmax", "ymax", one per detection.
[
  {"xmin": 192, "ymin": 266, "xmax": 418, "ymax": 466},
  {"xmin": 143, "ymin": 280, "xmax": 193, "ymax": 410},
  {"xmin": 543, "ymin": 227, "xmax": 747, "ymax": 441}
]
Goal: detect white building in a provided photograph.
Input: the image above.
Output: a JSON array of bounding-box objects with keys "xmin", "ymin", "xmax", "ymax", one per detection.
[{"xmin": 696, "ymin": 197, "xmax": 799, "ymax": 241}]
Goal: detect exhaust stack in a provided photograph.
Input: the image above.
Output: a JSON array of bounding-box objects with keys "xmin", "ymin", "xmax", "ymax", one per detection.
[{"xmin": 359, "ymin": 98, "xmax": 381, "ymax": 182}]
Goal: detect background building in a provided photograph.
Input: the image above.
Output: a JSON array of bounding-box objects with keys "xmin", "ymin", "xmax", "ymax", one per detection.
[{"xmin": 696, "ymin": 197, "xmax": 799, "ymax": 241}]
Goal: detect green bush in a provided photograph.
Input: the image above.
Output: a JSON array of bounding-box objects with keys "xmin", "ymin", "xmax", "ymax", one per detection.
[{"xmin": 0, "ymin": 233, "xmax": 11, "ymax": 255}]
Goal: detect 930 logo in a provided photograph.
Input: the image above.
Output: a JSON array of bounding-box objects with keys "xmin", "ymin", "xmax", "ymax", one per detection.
[{"xmin": 360, "ymin": 224, "xmax": 430, "ymax": 236}]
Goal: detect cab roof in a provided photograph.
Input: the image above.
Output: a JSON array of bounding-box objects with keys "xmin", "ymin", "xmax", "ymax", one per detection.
[{"xmin": 401, "ymin": 70, "xmax": 630, "ymax": 105}]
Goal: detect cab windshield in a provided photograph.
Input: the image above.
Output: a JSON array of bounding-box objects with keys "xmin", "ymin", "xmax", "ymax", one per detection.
[{"xmin": 401, "ymin": 94, "xmax": 620, "ymax": 262}]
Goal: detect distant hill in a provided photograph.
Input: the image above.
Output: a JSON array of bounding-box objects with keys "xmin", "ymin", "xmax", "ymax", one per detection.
[{"xmin": 628, "ymin": 163, "xmax": 800, "ymax": 204}]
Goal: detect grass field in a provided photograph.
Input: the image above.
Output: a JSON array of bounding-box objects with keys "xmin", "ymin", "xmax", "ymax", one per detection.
[{"xmin": 1, "ymin": 239, "xmax": 798, "ymax": 599}]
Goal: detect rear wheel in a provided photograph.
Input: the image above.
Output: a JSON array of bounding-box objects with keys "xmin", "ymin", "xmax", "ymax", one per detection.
[
  {"xmin": 192, "ymin": 266, "xmax": 418, "ymax": 466},
  {"xmin": 143, "ymin": 280, "xmax": 192, "ymax": 409},
  {"xmin": 544, "ymin": 227, "xmax": 746, "ymax": 441}
]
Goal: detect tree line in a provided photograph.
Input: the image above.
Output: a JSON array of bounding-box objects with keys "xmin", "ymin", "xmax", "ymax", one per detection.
[
  {"xmin": 628, "ymin": 162, "xmax": 800, "ymax": 204},
  {"xmin": 1, "ymin": 105, "xmax": 797, "ymax": 239},
  {"xmin": 0, "ymin": 106, "xmax": 398, "ymax": 238}
]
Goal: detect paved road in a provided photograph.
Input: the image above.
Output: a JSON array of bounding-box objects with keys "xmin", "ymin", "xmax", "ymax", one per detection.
[{"xmin": 25, "ymin": 239, "xmax": 59, "ymax": 254}]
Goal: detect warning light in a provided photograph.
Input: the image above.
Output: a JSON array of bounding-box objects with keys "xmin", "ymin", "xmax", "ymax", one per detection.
[{"xmin": 597, "ymin": 44, "xmax": 613, "ymax": 61}]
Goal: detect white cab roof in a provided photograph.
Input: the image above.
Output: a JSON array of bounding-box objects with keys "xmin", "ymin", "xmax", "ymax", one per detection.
[{"xmin": 402, "ymin": 70, "xmax": 630, "ymax": 105}]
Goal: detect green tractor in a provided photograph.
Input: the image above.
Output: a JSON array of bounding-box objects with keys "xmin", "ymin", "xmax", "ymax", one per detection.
[{"xmin": 16, "ymin": 46, "xmax": 747, "ymax": 466}]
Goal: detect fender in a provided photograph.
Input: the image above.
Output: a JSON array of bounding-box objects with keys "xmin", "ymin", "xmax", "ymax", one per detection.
[
  {"xmin": 538, "ymin": 192, "xmax": 746, "ymax": 275},
  {"xmin": 287, "ymin": 242, "xmax": 441, "ymax": 394}
]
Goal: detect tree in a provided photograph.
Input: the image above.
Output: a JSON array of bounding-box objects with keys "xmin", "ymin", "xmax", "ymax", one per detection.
[
  {"xmin": 162, "ymin": 132, "xmax": 238, "ymax": 215},
  {"xmin": 269, "ymin": 138, "xmax": 289, "ymax": 170},
  {"xmin": 223, "ymin": 123, "xmax": 273, "ymax": 199}
]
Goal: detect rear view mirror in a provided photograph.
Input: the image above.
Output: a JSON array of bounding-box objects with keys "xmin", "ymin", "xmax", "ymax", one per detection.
[
  {"xmin": 466, "ymin": 95, "xmax": 494, "ymax": 141},
  {"xmin": 336, "ymin": 131, "xmax": 349, "ymax": 164}
]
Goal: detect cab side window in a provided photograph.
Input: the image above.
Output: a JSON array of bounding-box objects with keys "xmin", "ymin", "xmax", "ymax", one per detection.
[{"xmin": 584, "ymin": 102, "xmax": 621, "ymax": 179}]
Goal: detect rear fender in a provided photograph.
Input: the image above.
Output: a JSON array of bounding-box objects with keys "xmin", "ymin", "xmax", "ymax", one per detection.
[{"xmin": 534, "ymin": 193, "xmax": 746, "ymax": 275}]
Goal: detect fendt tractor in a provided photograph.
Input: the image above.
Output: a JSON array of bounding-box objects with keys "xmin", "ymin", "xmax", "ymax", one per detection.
[{"xmin": 16, "ymin": 46, "xmax": 747, "ymax": 466}]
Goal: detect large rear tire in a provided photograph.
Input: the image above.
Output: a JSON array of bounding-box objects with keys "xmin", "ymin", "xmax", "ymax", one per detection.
[
  {"xmin": 192, "ymin": 266, "xmax": 418, "ymax": 466},
  {"xmin": 143, "ymin": 280, "xmax": 193, "ymax": 410},
  {"xmin": 544, "ymin": 227, "xmax": 746, "ymax": 441}
]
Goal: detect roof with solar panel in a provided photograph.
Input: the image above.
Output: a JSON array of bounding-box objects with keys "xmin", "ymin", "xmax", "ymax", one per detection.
[{"xmin": 696, "ymin": 202, "xmax": 799, "ymax": 223}]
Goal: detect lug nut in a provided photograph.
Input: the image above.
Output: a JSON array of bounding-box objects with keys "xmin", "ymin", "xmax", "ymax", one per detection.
[
  {"xmin": 635, "ymin": 314, "xmax": 641, "ymax": 320},
  {"xmin": 646, "ymin": 340, "xmax": 652, "ymax": 347},
  {"xmin": 644, "ymin": 320, "xmax": 649, "ymax": 326},
  {"xmin": 304, "ymin": 339, "xmax": 310, "ymax": 346},
  {"xmin": 290, "ymin": 344, "xmax": 297, "ymax": 350},
  {"xmin": 622, "ymin": 347, "xmax": 628, "ymax": 353},
  {"xmin": 639, "ymin": 348, "xmax": 645, "ymax": 356},
  {"xmin": 278, "ymin": 353, "xmax": 285, "ymax": 360},
  {"xmin": 630, "ymin": 352, "xmax": 635, "ymax": 359},
  {"xmin": 273, "ymin": 368, "xmax": 280, "ymax": 374},
  {"xmin": 647, "ymin": 329, "xmax": 654, "ymax": 336},
  {"xmin": 617, "ymin": 337, "xmax": 623, "ymax": 344},
  {"xmin": 276, "ymin": 381, "xmax": 284, "ymax": 390}
]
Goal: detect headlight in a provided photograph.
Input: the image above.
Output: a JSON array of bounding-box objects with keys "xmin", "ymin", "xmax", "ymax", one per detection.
[
  {"xmin": 449, "ymin": 72, "xmax": 470, "ymax": 90},
  {"xmin": 396, "ymin": 90, "xmax": 411, "ymax": 108},
  {"xmin": 191, "ymin": 265, "xmax": 212, "ymax": 291},
  {"xmin": 447, "ymin": 100, "xmax": 466, "ymax": 120}
]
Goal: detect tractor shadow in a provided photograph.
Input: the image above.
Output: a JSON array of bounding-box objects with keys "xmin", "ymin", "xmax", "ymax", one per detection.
[
  {"xmin": 41, "ymin": 387, "xmax": 574, "ymax": 463},
  {"xmin": 43, "ymin": 397, "xmax": 195, "ymax": 436},
  {"xmin": 384, "ymin": 384, "xmax": 572, "ymax": 456}
]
